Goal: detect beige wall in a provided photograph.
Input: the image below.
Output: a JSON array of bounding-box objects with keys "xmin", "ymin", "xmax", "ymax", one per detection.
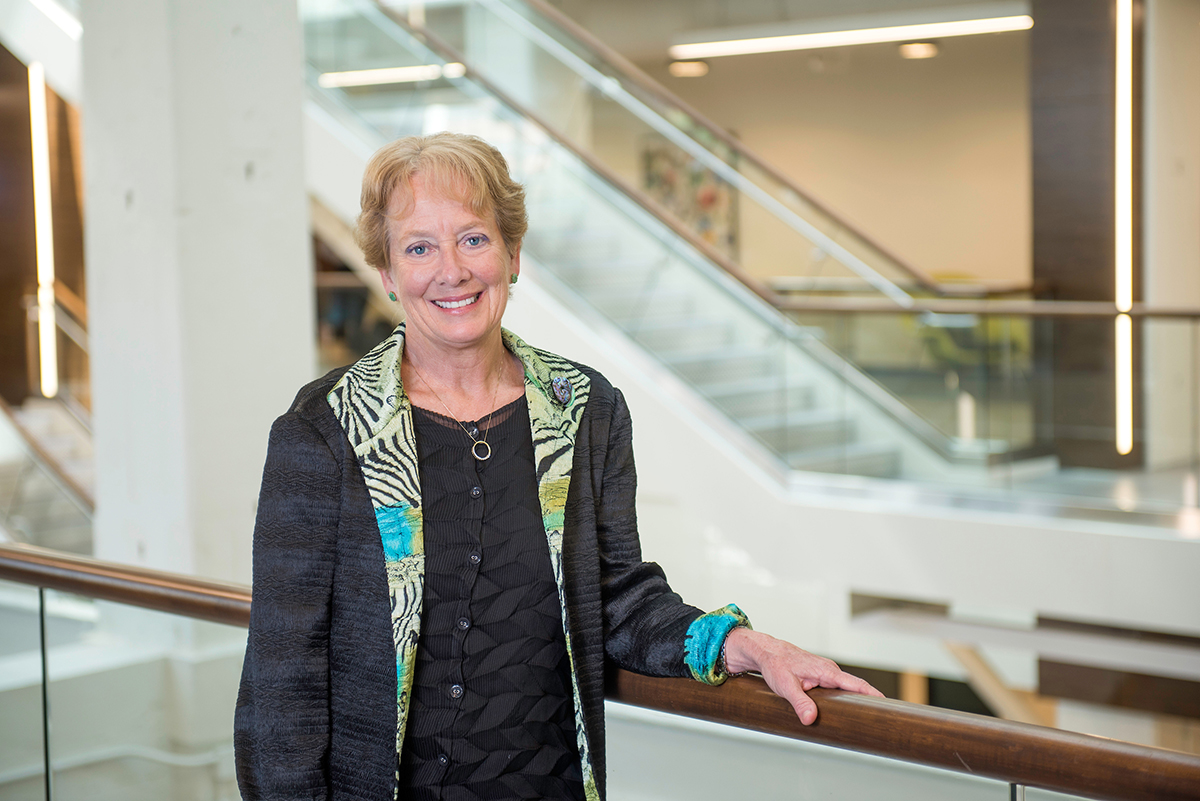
[
  {"xmin": 621, "ymin": 32, "xmax": 1032, "ymax": 286},
  {"xmin": 1144, "ymin": 0, "xmax": 1200, "ymax": 309}
]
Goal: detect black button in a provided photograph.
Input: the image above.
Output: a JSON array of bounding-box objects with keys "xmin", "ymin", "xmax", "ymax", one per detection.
[
  {"xmin": 457, "ymin": 617, "xmax": 470, "ymax": 630},
  {"xmin": 470, "ymin": 485, "xmax": 482, "ymax": 499},
  {"xmin": 469, "ymin": 552, "xmax": 481, "ymax": 565},
  {"xmin": 469, "ymin": 425, "xmax": 480, "ymax": 438},
  {"xmin": 450, "ymin": 684, "xmax": 464, "ymax": 699},
  {"xmin": 437, "ymin": 754, "xmax": 449, "ymax": 767}
]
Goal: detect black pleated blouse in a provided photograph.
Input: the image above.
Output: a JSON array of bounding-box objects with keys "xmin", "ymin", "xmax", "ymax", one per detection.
[{"xmin": 398, "ymin": 396, "xmax": 586, "ymax": 801}]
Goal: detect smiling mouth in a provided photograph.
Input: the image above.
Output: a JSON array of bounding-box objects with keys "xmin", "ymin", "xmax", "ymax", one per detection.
[{"xmin": 433, "ymin": 293, "xmax": 481, "ymax": 310}]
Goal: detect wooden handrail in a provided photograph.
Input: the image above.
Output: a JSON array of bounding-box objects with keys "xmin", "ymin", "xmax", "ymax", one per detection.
[
  {"xmin": 2, "ymin": 542, "xmax": 1199, "ymax": 800},
  {"xmin": 611, "ymin": 671, "xmax": 1200, "ymax": 801},
  {"xmin": 0, "ymin": 543, "xmax": 249, "ymax": 626}
]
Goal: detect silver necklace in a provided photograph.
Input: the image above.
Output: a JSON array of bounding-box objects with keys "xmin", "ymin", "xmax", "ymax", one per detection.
[{"xmin": 409, "ymin": 362, "xmax": 502, "ymax": 461}]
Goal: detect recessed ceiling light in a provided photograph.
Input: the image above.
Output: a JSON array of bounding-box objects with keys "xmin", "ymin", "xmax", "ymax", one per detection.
[
  {"xmin": 899, "ymin": 42, "xmax": 939, "ymax": 59},
  {"xmin": 668, "ymin": 60, "xmax": 710, "ymax": 77}
]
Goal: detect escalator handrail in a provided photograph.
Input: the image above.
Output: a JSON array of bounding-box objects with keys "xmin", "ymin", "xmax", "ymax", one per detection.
[{"xmin": 2, "ymin": 541, "xmax": 1199, "ymax": 801}]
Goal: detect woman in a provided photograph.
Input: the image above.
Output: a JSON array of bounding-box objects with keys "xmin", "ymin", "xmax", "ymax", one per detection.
[{"xmin": 235, "ymin": 132, "xmax": 880, "ymax": 801}]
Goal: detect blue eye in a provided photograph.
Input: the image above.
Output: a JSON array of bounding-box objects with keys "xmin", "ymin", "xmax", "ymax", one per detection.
[
  {"xmin": 407, "ymin": 244, "xmax": 427, "ymax": 256},
  {"xmin": 464, "ymin": 235, "xmax": 486, "ymax": 247}
]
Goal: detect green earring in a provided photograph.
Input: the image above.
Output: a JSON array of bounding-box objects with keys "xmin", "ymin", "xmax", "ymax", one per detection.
[
  {"xmin": 387, "ymin": 291, "xmax": 397, "ymax": 301},
  {"xmin": 510, "ymin": 274, "xmax": 519, "ymax": 285}
]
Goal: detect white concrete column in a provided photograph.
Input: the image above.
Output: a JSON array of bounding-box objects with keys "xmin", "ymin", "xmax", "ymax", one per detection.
[
  {"xmin": 81, "ymin": 0, "xmax": 314, "ymax": 582},
  {"xmin": 1143, "ymin": 0, "xmax": 1200, "ymax": 471}
]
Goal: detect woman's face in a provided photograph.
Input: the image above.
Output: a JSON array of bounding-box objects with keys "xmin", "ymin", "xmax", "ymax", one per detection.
[{"xmin": 380, "ymin": 175, "xmax": 518, "ymax": 360}]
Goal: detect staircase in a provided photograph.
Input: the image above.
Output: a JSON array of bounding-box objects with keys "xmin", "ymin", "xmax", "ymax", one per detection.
[
  {"xmin": 299, "ymin": 0, "xmax": 1029, "ymax": 484},
  {"xmin": 525, "ymin": 218, "xmax": 904, "ymax": 477}
]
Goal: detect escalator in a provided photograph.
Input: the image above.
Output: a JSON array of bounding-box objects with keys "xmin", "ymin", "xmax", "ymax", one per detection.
[{"xmin": 302, "ymin": 0, "xmax": 1042, "ymax": 482}]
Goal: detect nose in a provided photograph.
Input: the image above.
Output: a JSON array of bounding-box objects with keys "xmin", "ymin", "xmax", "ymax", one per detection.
[{"xmin": 436, "ymin": 245, "xmax": 470, "ymax": 285}]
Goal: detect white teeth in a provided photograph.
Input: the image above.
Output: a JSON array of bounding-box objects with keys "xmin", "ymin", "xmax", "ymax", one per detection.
[{"xmin": 433, "ymin": 294, "xmax": 479, "ymax": 309}]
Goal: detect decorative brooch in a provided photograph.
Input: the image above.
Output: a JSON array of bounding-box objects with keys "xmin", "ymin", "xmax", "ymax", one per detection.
[{"xmin": 551, "ymin": 376, "xmax": 573, "ymax": 407}]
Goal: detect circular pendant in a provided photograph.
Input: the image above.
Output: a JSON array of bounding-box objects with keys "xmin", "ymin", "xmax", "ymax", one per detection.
[{"xmin": 472, "ymin": 440, "xmax": 492, "ymax": 461}]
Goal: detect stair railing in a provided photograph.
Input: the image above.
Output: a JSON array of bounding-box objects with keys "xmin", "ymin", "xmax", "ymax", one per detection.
[{"xmin": 3, "ymin": 541, "xmax": 1198, "ymax": 801}]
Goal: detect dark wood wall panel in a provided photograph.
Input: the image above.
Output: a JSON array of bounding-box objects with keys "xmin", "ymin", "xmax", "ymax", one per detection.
[
  {"xmin": 49, "ymin": 92, "xmax": 85, "ymax": 302},
  {"xmin": 1041, "ymin": 660, "xmax": 1200, "ymax": 720},
  {"xmin": 1030, "ymin": 0, "xmax": 1143, "ymax": 468},
  {"xmin": 0, "ymin": 43, "xmax": 36, "ymax": 405}
]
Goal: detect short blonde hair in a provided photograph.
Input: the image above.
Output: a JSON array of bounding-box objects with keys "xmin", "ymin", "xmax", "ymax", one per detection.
[{"xmin": 354, "ymin": 133, "xmax": 528, "ymax": 270}]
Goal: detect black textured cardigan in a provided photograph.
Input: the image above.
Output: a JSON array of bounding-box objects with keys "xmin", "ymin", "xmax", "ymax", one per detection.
[{"xmin": 234, "ymin": 361, "xmax": 704, "ymax": 801}]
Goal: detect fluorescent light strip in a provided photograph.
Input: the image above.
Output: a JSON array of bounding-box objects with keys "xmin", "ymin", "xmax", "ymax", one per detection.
[
  {"xmin": 669, "ymin": 15, "xmax": 1033, "ymax": 60},
  {"xmin": 317, "ymin": 63, "xmax": 465, "ymax": 88},
  {"xmin": 1114, "ymin": 0, "xmax": 1134, "ymax": 456},
  {"xmin": 28, "ymin": 62, "xmax": 58, "ymax": 399},
  {"xmin": 1114, "ymin": 0, "xmax": 1133, "ymax": 314},
  {"xmin": 1115, "ymin": 314, "xmax": 1133, "ymax": 455}
]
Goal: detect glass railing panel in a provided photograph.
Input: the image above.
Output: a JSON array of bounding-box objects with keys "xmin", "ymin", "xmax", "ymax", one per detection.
[
  {"xmin": 785, "ymin": 309, "xmax": 1042, "ymax": 459},
  {"xmin": 522, "ymin": 143, "xmax": 831, "ymax": 471},
  {"xmin": 1137, "ymin": 316, "xmax": 1200, "ymax": 512},
  {"xmin": 0, "ymin": 403, "xmax": 92, "ymax": 556},
  {"xmin": 0, "ymin": 579, "xmax": 47, "ymax": 801},
  {"xmin": 607, "ymin": 703, "xmax": 1013, "ymax": 801},
  {"xmin": 1006, "ymin": 314, "xmax": 1199, "ymax": 516},
  {"xmin": 775, "ymin": 308, "xmax": 1200, "ymax": 516},
  {"xmin": 41, "ymin": 590, "xmax": 245, "ymax": 801},
  {"xmin": 1025, "ymin": 790, "xmax": 1090, "ymax": 801}
]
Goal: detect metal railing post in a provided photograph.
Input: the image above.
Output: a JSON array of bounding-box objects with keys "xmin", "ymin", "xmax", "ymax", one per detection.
[{"xmin": 39, "ymin": 587, "xmax": 53, "ymax": 801}]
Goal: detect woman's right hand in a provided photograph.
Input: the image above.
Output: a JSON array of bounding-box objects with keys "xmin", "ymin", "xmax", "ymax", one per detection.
[{"xmin": 722, "ymin": 627, "xmax": 884, "ymax": 725}]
